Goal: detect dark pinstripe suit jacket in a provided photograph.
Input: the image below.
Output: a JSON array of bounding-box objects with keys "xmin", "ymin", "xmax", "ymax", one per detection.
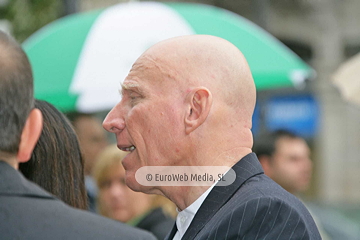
[{"xmin": 166, "ymin": 153, "xmax": 321, "ymax": 240}]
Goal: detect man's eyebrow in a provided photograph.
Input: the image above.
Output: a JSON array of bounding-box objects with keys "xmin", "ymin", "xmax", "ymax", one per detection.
[
  {"xmin": 122, "ymin": 81, "xmax": 140, "ymax": 90},
  {"xmin": 119, "ymin": 82, "xmax": 142, "ymax": 96}
]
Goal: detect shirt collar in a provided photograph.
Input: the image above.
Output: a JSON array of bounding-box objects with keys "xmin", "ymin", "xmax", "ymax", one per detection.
[{"xmin": 173, "ymin": 185, "xmax": 215, "ymax": 240}]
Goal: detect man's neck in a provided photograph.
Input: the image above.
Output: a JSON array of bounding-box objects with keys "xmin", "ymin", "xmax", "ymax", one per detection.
[
  {"xmin": 163, "ymin": 150, "xmax": 251, "ymax": 210},
  {"xmin": 0, "ymin": 154, "xmax": 18, "ymax": 169},
  {"xmin": 164, "ymin": 185, "xmax": 211, "ymax": 211}
]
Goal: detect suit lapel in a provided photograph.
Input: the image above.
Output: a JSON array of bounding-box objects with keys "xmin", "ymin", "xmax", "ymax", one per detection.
[{"xmin": 181, "ymin": 153, "xmax": 263, "ymax": 239}]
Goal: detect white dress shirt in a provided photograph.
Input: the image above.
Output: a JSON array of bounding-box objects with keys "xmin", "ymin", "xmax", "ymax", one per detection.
[{"xmin": 173, "ymin": 185, "xmax": 215, "ymax": 240}]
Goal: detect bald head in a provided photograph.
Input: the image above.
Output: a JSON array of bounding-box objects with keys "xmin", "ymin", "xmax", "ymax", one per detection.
[
  {"xmin": 136, "ymin": 35, "xmax": 256, "ymax": 127},
  {"xmin": 126, "ymin": 35, "xmax": 256, "ymax": 162},
  {"xmin": 104, "ymin": 35, "xmax": 256, "ymax": 200}
]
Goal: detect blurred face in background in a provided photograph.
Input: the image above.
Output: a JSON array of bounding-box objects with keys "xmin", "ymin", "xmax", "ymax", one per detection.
[
  {"xmin": 98, "ymin": 163, "xmax": 152, "ymax": 223},
  {"xmin": 74, "ymin": 116, "xmax": 109, "ymax": 175},
  {"xmin": 265, "ymin": 137, "xmax": 312, "ymax": 194}
]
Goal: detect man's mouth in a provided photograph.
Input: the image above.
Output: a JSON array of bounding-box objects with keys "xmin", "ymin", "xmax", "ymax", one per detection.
[{"xmin": 119, "ymin": 145, "xmax": 136, "ymax": 152}]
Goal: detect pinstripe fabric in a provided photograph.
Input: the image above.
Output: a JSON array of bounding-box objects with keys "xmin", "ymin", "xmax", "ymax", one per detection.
[{"xmin": 165, "ymin": 153, "xmax": 321, "ymax": 240}]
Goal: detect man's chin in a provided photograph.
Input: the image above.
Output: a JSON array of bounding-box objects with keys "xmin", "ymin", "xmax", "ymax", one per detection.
[
  {"xmin": 125, "ymin": 176, "xmax": 158, "ymax": 194},
  {"xmin": 125, "ymin": 175, "xmax": 144, "ymax": 191}
]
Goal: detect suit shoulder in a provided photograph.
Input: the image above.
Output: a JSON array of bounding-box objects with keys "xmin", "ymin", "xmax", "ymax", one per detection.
[
  {"xmin": 0, "ymin": 195, "xmax": 156, "ymax": 240},
  {"xmin": 202, "ymin": 196, "xmax": 321, "ymax": 240},
  {"xmin": 201, "ymin": 174, "xmax": 321, "ymax": 239}
]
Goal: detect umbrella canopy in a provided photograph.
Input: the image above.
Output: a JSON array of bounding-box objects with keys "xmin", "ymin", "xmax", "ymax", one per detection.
[
  {"xmin": 332, "ymin": 52, "xmax": 360, "ymax": 106},
  {"xmin": 23, "ymin": 1, "xmax": 313, "ymax": 113}
]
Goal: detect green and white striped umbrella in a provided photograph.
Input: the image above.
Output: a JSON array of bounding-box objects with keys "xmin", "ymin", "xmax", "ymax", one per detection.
[{"xmin": 23, "ymin": 1, "xmax": 313, "ymax": 113}]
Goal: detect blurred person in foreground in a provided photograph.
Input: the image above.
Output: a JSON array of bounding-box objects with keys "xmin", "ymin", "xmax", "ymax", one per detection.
[
  {"xmin": 103, "ymin": 35, "xmax": 321, "ymax": 239},
  {"xmin": 19, "ymin": 100, "xmax": 87, "ymax": 209},
  {"xmin": 254, "ymin": 129, "xmax": 360, "ymax": 240},
  {"xmin": 67, "ymin": 112, "xmax": 109, "ymax": 212},
  {"xmin": 0, "ymin": 30, "xmax": 155, "ymax": 240},
  {"xmin": 93, "ymin": 144, "xmax": 176, "ymax": 239}
]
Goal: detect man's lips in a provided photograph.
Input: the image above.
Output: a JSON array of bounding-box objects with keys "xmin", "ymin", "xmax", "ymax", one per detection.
[{"xmin": 118, "ymin": 145, "xmax": 136, "ymax": 152}]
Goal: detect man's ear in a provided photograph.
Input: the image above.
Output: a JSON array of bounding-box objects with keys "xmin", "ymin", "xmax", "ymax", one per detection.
[
  {"xmin": 184, "ymin": 87, "xmax": 212, "ymax": 134},
  {"xmin": 258, "ymin": 155, "xmax": 272, "ymax": 177},
  {"xmin": 17, "ymin": 108, "xmax": 43, "ymax": 163}
]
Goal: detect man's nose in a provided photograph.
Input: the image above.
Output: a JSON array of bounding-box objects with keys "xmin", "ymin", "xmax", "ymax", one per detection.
[{"xmin": 103, "ymin": 105, "xmax": 125, "ymax": 133}]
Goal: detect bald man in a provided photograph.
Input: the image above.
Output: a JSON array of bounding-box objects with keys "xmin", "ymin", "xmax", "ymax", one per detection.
[{"xmin": 103, "ymin": 35, "xmax": 321, "ymax": 239}]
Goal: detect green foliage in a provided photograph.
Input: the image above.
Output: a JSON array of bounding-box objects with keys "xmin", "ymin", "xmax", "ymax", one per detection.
[{"xmin": 4, "ymin": 0, "xmax": 63, "ymax": 42}]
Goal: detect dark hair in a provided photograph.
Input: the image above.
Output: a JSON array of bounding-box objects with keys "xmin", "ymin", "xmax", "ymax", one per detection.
[
  {"xmin": 0, "ymin": 30, "xmax": 34, "ymax": 155},
  {"xmin": 66, "ymin": 111, "xmax": 93, "ymax": 121},
  {"xmin": 66, "ymin": 111, "xmax": 96, "ymax": 128},
  {"xmin": 253, "ymin": 129, "xmax": 301, "ymax": 159},
  {"xmin": 19, "ymin": 100, "xmax": 87, "ymax": 210}
]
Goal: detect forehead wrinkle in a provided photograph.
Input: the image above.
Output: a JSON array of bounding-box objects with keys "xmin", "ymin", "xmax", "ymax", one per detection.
[
  {"xmin": 124, "ymin": 53, "xmax": 187, "ymax": 100},
  {"xmin": 139, "ymin": 54, "xmax": 181, "ymax": 86}
]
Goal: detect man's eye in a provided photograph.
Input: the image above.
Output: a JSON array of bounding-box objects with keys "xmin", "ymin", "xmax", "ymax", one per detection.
[
  {"xmin": 128, "ymin": 93, "xmax": 142, "ymax": 106},
  {"xmin": 130, "ymin": 95, "xmax": 138, "ymax": 100}
]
